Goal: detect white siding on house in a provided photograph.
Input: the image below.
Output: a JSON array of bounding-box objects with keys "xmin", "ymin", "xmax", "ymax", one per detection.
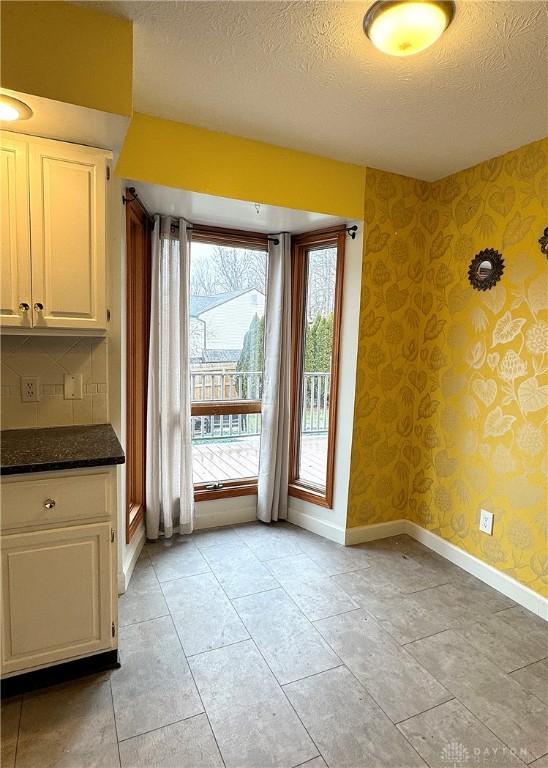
[
  {"xmin": 190, "ymin": 317, "xmax": 206, "ymax": 357},
  {"xmin": 201, "ymin": 290, "xmax": 265, "ymax": 352}
]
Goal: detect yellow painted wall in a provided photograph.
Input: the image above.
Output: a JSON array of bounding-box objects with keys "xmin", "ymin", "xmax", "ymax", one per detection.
[
  {"xmin": 349, "ymin": 140, "xmax": 547, "ymax": 596},
  {"xmin": 0, "ymin": 1, "xmax": 133, "ymax": 116},
  {"xmin": 116, "ymin": 113, "xmax": 366, "ymax": 219}
]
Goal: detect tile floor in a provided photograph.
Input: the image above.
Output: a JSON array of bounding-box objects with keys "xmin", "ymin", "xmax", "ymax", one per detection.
[{"xmin": 2, "ymin": 522, "xmax": 547, "ymax": 768}]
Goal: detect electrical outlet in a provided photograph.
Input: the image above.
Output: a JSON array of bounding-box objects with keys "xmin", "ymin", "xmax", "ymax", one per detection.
[
  {"xmin": 20, "ymin": 376, "xmax": 40, "ymax": 402},
  {"xmin": 479, "ymin": 509, "xmax": 494, "ymax": 535},
  {"xmin": 64, "ymin": 373, "xmax": 83, "ymax": 400}
]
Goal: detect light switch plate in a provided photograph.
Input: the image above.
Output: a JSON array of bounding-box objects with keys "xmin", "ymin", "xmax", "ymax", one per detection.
[
  {"xmin": 20, "ymin": 377, "xmax": 40, "ymax": 402},
  {"xmin": 479, "ymin": 509, "xmax": 494, "ymax": 535},
  {"xmin": 64, "ymin": 373, "xmax": 83, "ymax": 400}
]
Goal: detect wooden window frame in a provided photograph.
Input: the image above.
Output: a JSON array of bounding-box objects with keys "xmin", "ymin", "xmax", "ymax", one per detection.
[
  {"xmin": 125, "ymin": 190, "xmax": 152, "ymax": 541},
  {"xmin": 288, "ymin": 228, "xmax": 345, "ymax": 509},
  {"xmin": 190, "ymin": 226, "xmax": 268, "ymax": 501}
]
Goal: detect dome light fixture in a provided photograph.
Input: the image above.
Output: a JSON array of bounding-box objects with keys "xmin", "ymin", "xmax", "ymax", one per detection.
[
  {"xmin": 0, "ymin": 95, "xmax": 33, "ymax": 121},
  {"xmin": 364, "ymin": 1, "xmax": 455, "ymax": 57}
]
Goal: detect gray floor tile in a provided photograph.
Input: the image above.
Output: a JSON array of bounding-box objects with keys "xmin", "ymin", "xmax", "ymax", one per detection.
[
  {"xmin": 397, "ymin": 699, "xmax": 527, "ymax": 767},
  {"xmin": 357, "ymin": 534, "xmax": 433, "ymax": 560},
  {"xmin": 119, "ymin": 714, "xmax": 223, "ymax": 768},
  {"xmin": 343, "ymin": 581, "xmax": 512, "ymax": 645},
  {"xmin": 314, "ymin": 609, "xmax": 452, "ymax": 722},
  {"xmin": 297, "ymin": 536, "xmax": 373, "ymax": 576},
  {"xmin": 189, "ymin": 640, "xmax": 318, "ymax": 768},
  {"xmin": 408, "ymin": 548, "xmax": 475, "ymax": 583},
  {"xmin": 162, "ymin": 572, "xmax": 249, "ymax": 656},
  {"xmin": 266, "ymin": 554, "xmax": 358, "ymax": 621},
  {"xmin": 112, "ymin": 615, "xmax": 203, "ymax": 741},
  {"xmin": 331, "ymin": 561, "xmax": 405, "ymax": 610},
  {"xmin": 362, "ymin": 536, "xmax": 465, "ymax": 578},
  {"xmin": 284, "ymin": 666, "xmax": 426, "ymax": 767},
  {"xmin": 530, "ymin": 755, "xmax": 548, "ymax": 768},
  {"xmin": 17, "ymin": 523, "xmax": 543, "ymax": 768},
  {"xmin": 233, "ymin": 521, "xmax": 305, "ymax": 561},
  {"xmin": 511, "ymin": 660, "xmax": 548, "ymax": 704},
  {"xmin": 118, "ymin": 560, "xmax": 169, "ymax": 627},
  {"xmin": 192, "ymin": 526, "xmax": 240, "ymax": 549},
  {"xmin": 201, "ymin": 541, "xmax": 279, "ymax": 598},
  {"xmin": 16, "ymin": 677, "xmax": 119, "ymax": 768},
  {"xmin": 455, "ymin": 576, "xmax": 517, "ymax": 612},
  {"xmin": 233, "ymin": 588, "xmax": 341, "ymax": 684},
  {"xmin": 146, "ymin": 537, "xmax": 210, "ymax": 582},
  {"xmin": 407, "ymin": 630, "xmax": 548, "ymax": 763},
  {"xmin": 1, "ymin": 696, "xmax": 21, "ymax": 768},
  {"xmin": 333, "ymin": 554, "xmax": 455, "ymax": 606},
  {"xmin": 458, "ymin": 607, "xmax": 548, "ymax": 672}
]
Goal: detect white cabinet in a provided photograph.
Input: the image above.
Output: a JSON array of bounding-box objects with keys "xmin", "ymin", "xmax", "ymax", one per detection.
[
  {"xmin": 1, "ymin": 523, "xmax": 113, "ymax": 674},
  {"xmin": 0, "ymin": 131, "xmax": 110, "ymax": 333},
  {"xmin": 0, "ymin": 134, "xmax": 32, "ymax": 328},
  {"xmin": 0, "ymin": 467, "xmax": 117, "ymax": 677}
]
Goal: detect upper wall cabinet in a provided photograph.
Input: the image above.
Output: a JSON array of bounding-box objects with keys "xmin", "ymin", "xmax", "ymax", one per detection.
[
  {"xmin": 0, "ymin": 131, "xmax": 111, "ymax": 333},
  {"xmin": 1, "ymin": 134, "xmax": 31, "ymax": 328}
]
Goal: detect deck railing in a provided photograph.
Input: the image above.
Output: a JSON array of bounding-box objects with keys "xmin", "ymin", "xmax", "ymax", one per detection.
[
  {"xmin": 191, "ymin": 371, "xmax": 263, "ymax": 402},
  {"xmin": 302, "ymin": 371, "xmax": 330, "ymax": 434},
  {"xmin": 190, "ymin": 370, "xmax": 330, "ymax": 440}
]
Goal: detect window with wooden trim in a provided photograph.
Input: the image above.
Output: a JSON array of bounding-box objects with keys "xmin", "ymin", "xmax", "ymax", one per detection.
[
  {"xmin": 125, "ymin": 191, "xmax": 152, "ymax": 541},
  {"xmin": 289, "ymin": 229, "xmax": 345, "ymax": 508},
  {"xmin": 188, "ymin": 226, "xmax": 268, "ymax": 501}
]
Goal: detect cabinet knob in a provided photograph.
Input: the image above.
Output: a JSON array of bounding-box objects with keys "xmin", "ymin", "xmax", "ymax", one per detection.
[
  {"xmin": 19, "ymin": 302, "xmax": 30, "ymax": 312},
  {"xmin": 34, "ymin": 302, "xmax": 44, "ymax": 311},
  {"xmin": 44, "ymin": 499, "xmax": 56, "ymax": 509}
]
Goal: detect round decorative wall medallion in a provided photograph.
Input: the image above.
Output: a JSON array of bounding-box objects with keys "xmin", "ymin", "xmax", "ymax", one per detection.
[
  {"xmin": 539, "ymin": 227, "xmax": 548, "ymax": 257},
  {"xmin": 468, "ymin": 249, "xmax": 505, "ymax": 291}
]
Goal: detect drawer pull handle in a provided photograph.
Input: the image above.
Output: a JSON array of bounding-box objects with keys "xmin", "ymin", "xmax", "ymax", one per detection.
[{"xmin": 44, "ymin": 499, "xmax": 56, "ymax": 509}]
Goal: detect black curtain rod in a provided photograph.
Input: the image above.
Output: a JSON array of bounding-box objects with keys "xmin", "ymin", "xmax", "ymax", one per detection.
[
  {"xmin": 122, "ymin": 187, "xmax": 154, "ymax": 222},
  {"xmin": 123, "ymin": 188, "xmax": 358, "ymax": 244}
]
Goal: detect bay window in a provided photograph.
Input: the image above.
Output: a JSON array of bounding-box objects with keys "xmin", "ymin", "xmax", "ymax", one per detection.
[
  {"xmin": 289, "ymin": 229, "xmax": 345, "ymax": 508},
  {"xmin": 189, "ymin": 225, "xmax": 268, "ymax": 500}
]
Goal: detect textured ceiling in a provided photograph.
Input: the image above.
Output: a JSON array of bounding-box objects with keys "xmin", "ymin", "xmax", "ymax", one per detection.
[{"xmin": 80, "ymin": 1, "xmax": 547, "ymax": 180}]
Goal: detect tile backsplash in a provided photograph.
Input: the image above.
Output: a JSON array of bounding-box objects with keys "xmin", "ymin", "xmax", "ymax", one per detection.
[{"xmin": 1, "ymin": 336, "xmax": 109, "ymax": 430}]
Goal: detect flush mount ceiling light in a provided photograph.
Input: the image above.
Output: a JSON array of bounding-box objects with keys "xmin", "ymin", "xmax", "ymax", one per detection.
[
  {"xmin": 364, "ymin": 1, "xmax": 455, "ymax": 57},
  {"xmin": 0, "ymin": 95, "xmax": 33, "ymax": 121}
]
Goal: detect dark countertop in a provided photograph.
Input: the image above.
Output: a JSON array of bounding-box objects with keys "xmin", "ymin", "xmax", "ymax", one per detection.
[{"xmin": 0, "ymin": 424, "xmax": 125, "ymax": 476}]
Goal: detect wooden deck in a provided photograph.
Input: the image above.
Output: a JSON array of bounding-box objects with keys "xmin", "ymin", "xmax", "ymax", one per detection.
[{"xmin": 192, "ymin": 433, "xmax": 328, "ymax": 487}]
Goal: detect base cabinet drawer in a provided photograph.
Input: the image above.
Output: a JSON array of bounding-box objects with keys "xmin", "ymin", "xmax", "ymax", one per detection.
[
  {"xmin": 1, "ymin": 470, "xmax": 112, "ymax": 531},
  {"xmin": 1, "ymin": 522, "xmax": 113, "ymax": 675}
]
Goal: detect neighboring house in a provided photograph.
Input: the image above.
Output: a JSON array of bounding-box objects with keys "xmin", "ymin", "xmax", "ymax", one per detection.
[{"xmin": 189, "ymin": 288, "xmax": 265, "ymax": 363}]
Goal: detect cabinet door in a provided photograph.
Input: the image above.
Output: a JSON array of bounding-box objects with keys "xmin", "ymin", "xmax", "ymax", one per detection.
[
  {"xmin": 29, "ymin": 139, "xmax": 109, "ymax": 330},
  {"xmin": 1, "ymin": 522, "xmax": 113, "ymax": 674},
  {"xmin": 0, "ymin": 134, "xmax": 32, "ymax": 327}
]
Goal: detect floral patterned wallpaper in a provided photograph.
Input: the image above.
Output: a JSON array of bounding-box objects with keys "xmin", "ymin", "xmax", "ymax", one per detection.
[
  {"xmin": 348, "ymin": 139, "xmax": 547, "ymax": 596},
  {"xmin": 348, "ymin": 168, "xmax": 429, "ymax": 526}
]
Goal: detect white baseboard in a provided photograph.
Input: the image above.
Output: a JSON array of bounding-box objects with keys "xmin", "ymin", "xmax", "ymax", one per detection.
[
  {"xmin": 345, "ymin": 518, "xmax": 547, "ymax": 620},
  {"xmin": 344, "ymin": 519, "xmax": 407, "ymax": 546},
  {"xmin": 118, "ymin": 525, "xmax": 146, "ymax": 595},
  {"xmin": 288, "ymin": 508, "xmax": 346, "ymax": 544},
  {"xmin": 405, "ymin": 522, "xmax": 547, "ymax": 620}
]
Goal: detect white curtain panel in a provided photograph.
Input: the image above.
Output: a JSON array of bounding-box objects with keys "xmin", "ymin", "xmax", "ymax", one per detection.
[
  {"xmin": 257, "ymin": 233, "xmax": 292, "ymax": 523},
  {"xmin": 146, "ymin": 216, "xmax": 194, "ymax": 539}
]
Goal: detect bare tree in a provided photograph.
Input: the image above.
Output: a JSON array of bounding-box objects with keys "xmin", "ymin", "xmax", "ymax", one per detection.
[
  {"xmin": 306, "ymin": 247, "xmax": 336, "ymax": 319},
  {"xmin": 190, "ymin": 255, "xmax": 219, "ymax": 296},
  {"xmin": 190, "ymin": 245, "xmax": 267, "ymax": 296},
  {"xmin": 190, "ymin": 243, "xmax": 334, "ymax": 316}
]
